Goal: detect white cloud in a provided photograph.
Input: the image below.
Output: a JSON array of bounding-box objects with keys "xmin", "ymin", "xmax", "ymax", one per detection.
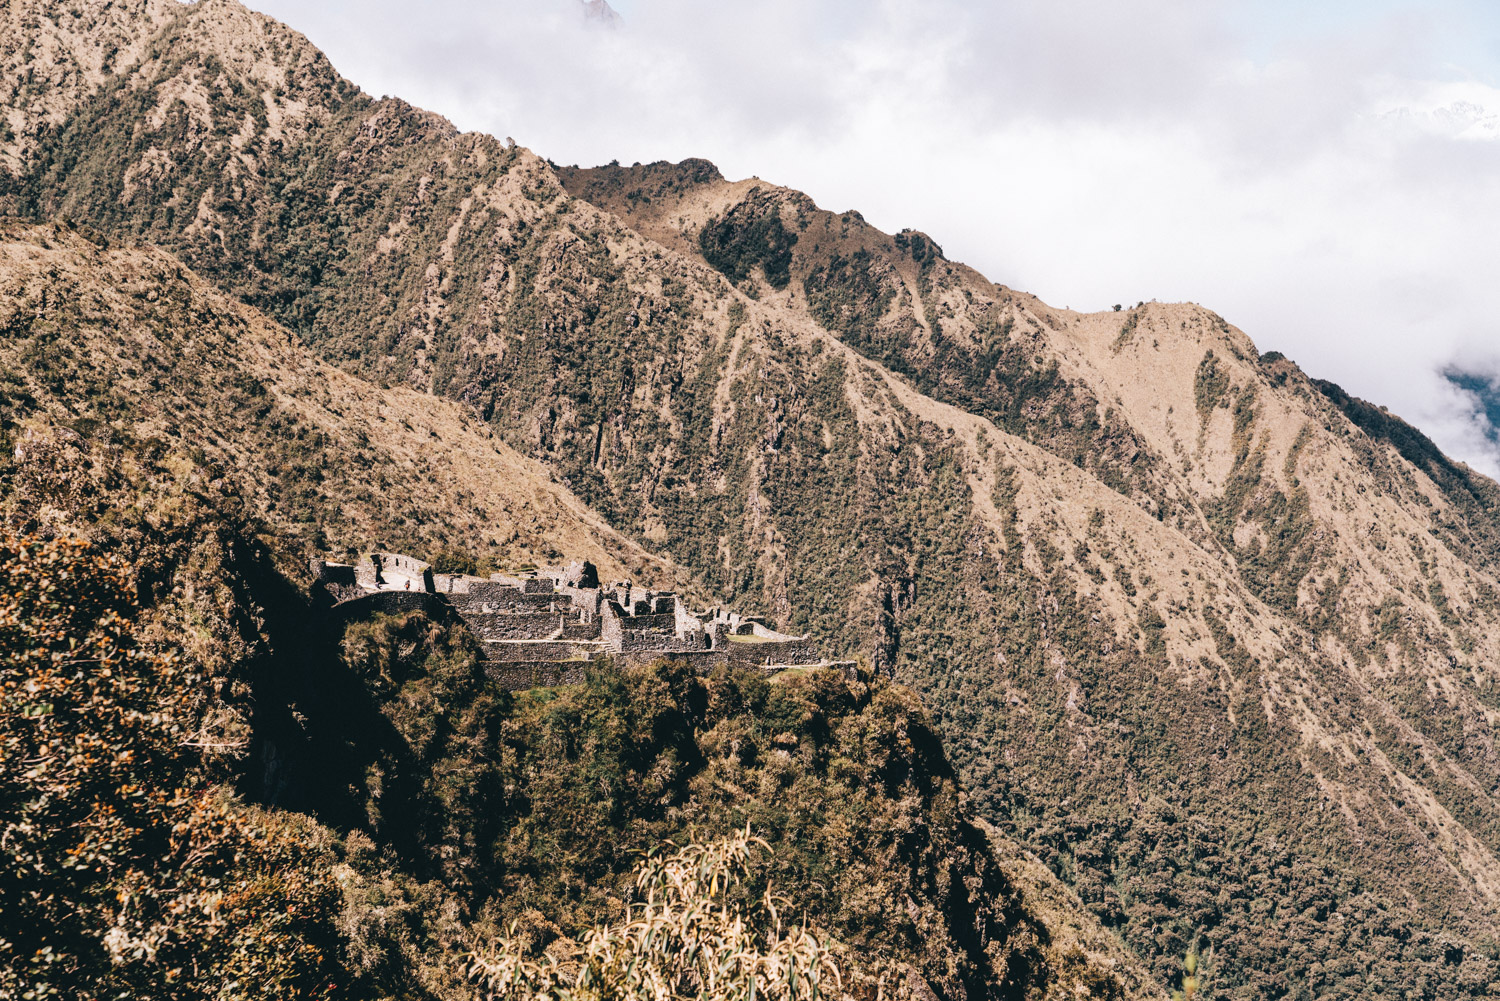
[
  {"xmin": 248, "ymin": 0, "xmax": 1500, "ymax": 475},
  {"xmin": 1376, "ymin": 80, "xmax": 1500, "ymax": 140}
]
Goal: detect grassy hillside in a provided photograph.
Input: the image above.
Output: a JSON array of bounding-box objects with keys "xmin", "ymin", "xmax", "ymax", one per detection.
[
  {"xmin": 9, "ymin": 1, "xmax": 1500, "ymax": 996},
  {"xmin": 0, "ymin": 221, "xmax": 674, "ymax": 572}
]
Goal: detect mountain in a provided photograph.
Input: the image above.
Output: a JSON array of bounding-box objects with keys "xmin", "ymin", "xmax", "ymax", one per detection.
[
  {"xmin": 7, "ymin": 0, "xmax": 1500, "ymax": 996},
  {"xmin": 0, "ymin": 221, "xmax": 676, "ymax": 579},
  {"xmin": 581, "ymin": 0, "xmax": 622, "ymax": 27},
  {"xmin": 0, "ymin": 220, "xmax": 1168, "ymax": 1000},
  {"xmin": 0, "ymin": 215, "xmax": 692, "ymax": 787}
]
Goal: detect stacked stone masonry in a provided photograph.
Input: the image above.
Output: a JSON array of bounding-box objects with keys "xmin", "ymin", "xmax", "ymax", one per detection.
[{"xmin": 312, "ymin": 553, "xmax": 848, "ymax": 690}]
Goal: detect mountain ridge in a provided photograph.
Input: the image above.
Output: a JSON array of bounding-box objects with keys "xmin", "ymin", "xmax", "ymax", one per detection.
[{"xmin": 7, "ymin": 1, "xmax": 1500, "ymax": 995}]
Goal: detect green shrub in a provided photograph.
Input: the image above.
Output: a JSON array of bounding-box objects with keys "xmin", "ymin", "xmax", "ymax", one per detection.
[{"xmin": 699, "ymin": 192, "xmax": 798, "ymax": 289}]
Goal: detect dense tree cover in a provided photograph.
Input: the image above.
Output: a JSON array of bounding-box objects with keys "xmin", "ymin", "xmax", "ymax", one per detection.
[
  {"xmin": 1006, "ymin": 796, "xmax": 1500, "ymax": 1000},
  {"xmin": 0, "ymin": 532, "xmax": 1147, "ymax": 1001},
  {"xmin": 698, "ymin": 190, "xmax": 799, "ymax": 290},
  {"xmin": 313, "ymin": 609, "xmax": 1085, "ymax": 1001},
  {"xmin": 0, "ymin": 534, "xmax": 350, "ymax": 1000}
]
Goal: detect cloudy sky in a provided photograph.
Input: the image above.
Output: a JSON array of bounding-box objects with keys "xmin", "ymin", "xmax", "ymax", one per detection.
[{"xmin": 249, "ymin": 0, "xmax": 1500, "ymax": 474}]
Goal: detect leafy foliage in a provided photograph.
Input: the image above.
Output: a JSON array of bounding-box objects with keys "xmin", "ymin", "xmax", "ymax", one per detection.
[
  {"xmin": 336, "ymin": 611, "xmax": 512, "ymax": 891},
  {"xmin": 0, "ymin": 534, "xmax": 350, "ymax": 1000},
  {"xmin": 1004, "ymin": 795, "xmax": 1500, "ymax": 999},
  {"xmin": 1193, "ymin": 351, "xmax": 1230, "ymax": 420},
  {"xmin": 803, "ymin": 249, "xmax": 898, "ymax": 342},
  {"xmin": 309, "ymin": 611, "xmax": 1059, "ymax": 999}
]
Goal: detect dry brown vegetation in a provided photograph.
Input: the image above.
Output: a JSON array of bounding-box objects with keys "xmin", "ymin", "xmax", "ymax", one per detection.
[
  {"xmin": 0, "ymin": 221, "xmax": 678, "ymax": 586},
  {"xmin": 0, "ymin": 221, "xmax": 1164, "ymax": 999}
]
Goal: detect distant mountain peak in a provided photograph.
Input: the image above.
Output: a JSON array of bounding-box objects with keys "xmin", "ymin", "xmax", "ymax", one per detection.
[{"xmin": 581, "ymin": 0, "xmax": 621, "ymax": 27}]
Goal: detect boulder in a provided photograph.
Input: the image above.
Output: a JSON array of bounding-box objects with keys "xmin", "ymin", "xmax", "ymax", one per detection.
[{"xmin": 560, "ymin": 559, "xmax": 600, "ymax": 590}]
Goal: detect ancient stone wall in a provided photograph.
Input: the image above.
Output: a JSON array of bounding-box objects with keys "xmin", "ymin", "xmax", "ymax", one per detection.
[
  {"xmin": 483, "ymin": 640, "xmax": 603, "ymax": 662},
  {"xmin": 614, "ymin": 630, "xmax": 712, "ymax": 654},
  {"xmin": 461, "ymin": 611, "xmax": 564, "ymax": 641},
  {"xmin": 725, "ymin": 637, "xmax": 817, "ymax": 667},
  {"xmin": 618, "ymin": 611, "xmax": 678, "ymax": 633},
  {"xmin": 600, "ymin": 605, "xmax": 623, "ymax": 649},
  {"xmin": 330, "ymin": 590, "xmax": 449, "ymax": 623},
  {"xmin": 614, "ymin": 649, "xmax": 729, "ymax": 671},
  {"xmin": 311, "ymin": 559, "xmax": 356, "ymax": 586},
  {"xmin": 560, "ymin": 586, "xmax": 601, "ymax": 619},
  {"xmin": 485, "ymin": 661, "xmax": 591, "ymax": 691},
  {"xmin": 451, "ymin": 587, "xmax": 566, "ymax": 615},
  {"xmin": 561, "ymin": 618, "xmax": 602, "ymax": 640}
]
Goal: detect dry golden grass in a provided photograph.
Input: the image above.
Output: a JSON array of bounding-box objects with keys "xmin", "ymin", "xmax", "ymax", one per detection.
[
  {"xmin": 467, "ymin": 829, "xmax": 839, "ymax": 1001},
  {"xmin": 0, "ymin": 221, "xmax": 688, "ymax": 591}
]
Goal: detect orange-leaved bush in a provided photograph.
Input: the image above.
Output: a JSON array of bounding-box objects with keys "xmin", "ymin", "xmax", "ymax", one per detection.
[{"xmin": 0, "ymin": 533, "xmax": 349, "ymax": 1000}]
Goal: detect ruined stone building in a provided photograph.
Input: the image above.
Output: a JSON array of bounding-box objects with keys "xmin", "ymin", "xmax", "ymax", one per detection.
[{"xmin": 312, "ymin": 551, "xmax": 839, "ymax": 689}]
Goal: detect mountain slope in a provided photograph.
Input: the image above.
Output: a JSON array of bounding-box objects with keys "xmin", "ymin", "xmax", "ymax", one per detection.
[
  {"xmin": 0, "ymin": 220, "xmax": 675, "ymax": 581},
  {"xmin": 560, "ymin": 158, "xmax": 1500, "ymax": 989},
  {"xmin": 0, "ymin": 217, "xmax": 693, "ymax": 780},
  {"xmin": 0, "ymin": 220, "xmax": 1164, "ymax": 1001},
  {"xmin": 8, "ymin": 2, "xmax": 1500, "ymax": 995}
]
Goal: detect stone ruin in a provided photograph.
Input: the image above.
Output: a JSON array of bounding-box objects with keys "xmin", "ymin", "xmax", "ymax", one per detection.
[{"xmin": 311, "ymin": 552, "xmax": 845, "ymax": 690}]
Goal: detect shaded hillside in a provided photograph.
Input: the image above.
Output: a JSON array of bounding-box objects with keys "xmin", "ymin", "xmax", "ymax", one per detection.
[
  {"xmin": 0, "ymin": 532, "xmax": 352, "ymax": 1000},
  {"xmin": 9, "ymin": 2, "xmax": 1500, "ymax": 996},
  {"xmin": 319, "ymin": 612, "xmax": 1162, "ymax": 1000}
]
